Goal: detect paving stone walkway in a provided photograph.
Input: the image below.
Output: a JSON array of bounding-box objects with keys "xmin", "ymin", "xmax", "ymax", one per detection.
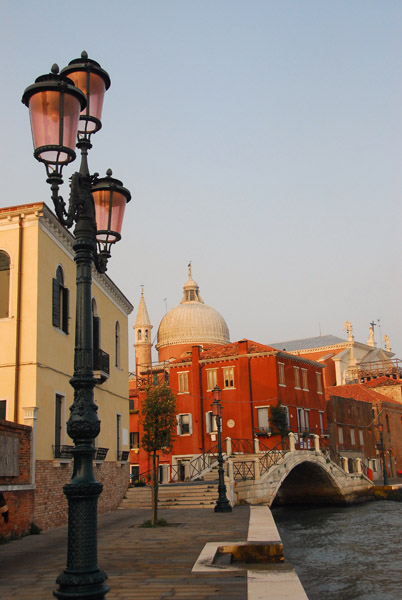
[{"xmin": 0, "ymin": 506, "xmax": 250, "ymax": 599}]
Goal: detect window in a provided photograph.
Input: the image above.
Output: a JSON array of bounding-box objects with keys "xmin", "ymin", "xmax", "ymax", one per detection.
[
  {"xmin": 52, "ymin": 266, "xmax": 69, "ymax": 333},
  {"xmin": 316, "ymin": 372, "xmax": 323, "ymax": 394},
  {"xmin": 0, "ymin": 251, "xmax": 10, "ymax": 318},
  {"xmin": 278, "ymin": 363, "xmax": 285, "ymax": 386},
  {"xmin": 386, "ymin": 414, "xmax": 390, "ymax": 433},
  {"xmin": 54, "ymin": 393, "xmax": 65, "ymax": 456},
  {"xmin": 223, "ymin": 367, "xmax": 234, "ymax": 388},
  {"xmin": 319, "ymin": 411, "xmax": 324, "ymax": 434},
  {"xmin": 178, "ymin": 372, "xmax": 189, "ymax": 393},
  {"xmin": 359, "ymin": 429, "xmax": 364, "ymax": 445},
  {"xmin": 129, "ymin": 399, "xmax": 135, "ymax": 411},
  {"xmin": 338, "ymin": 427, "xmax": 344, "ymax": 444},
  {"xmin": 0, "ymin": 400, "xmax": 6, "ymax": 420},
  {"xmin": 130, "ymin": 432, "xmax": 139, "ymax": 448},
  {"xmin": 294, "ymin": 367, "xmax": 301, "ymax": 389},
  {"xmin": 137, "ymin": 329, "xmax": 142, "ymax": 341},
  {"xmin": 297, "ymin": 408, "xmax": 309, "ymax": 433},
  {"xmin": 177, "ymin": 413, "xmax": 192, "ymax": 435},
  {"xmin": 350, "ymin": 429, "xmax": 355, "ymax": 445},
  {"xmin": 206, "ymin": 411, "xmax": 218, "ymax": 434},
  {"xmin": 115, "ymin": 321, "xmax": 120, "ymax": 368},
  {"xmin": 283, "ymin": 405, "xmax": 290, "ymax": 427},
  {"xmin": 301, "ymin": 368, "xmax": 308, "ymax": 391},
  {"xmin": 257, "ymin": 407, "xmax": 270, "ymax": 433},
  {"xmin": 206, "ymin": 369, "xmax": 217, "ymax": 390},
  {"xmin": 145, "ymin": 329, "xmax": 149, "ymax": 340},
  {"xmin": 116, "ymin": 413, "xmax": 122, "ymax": 459},
  {"xmin": 92, "ymin": 298, "xmax": 100, "ymax": 352}
]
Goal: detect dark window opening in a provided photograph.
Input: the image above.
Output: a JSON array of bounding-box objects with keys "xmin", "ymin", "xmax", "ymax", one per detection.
[{"xmin": 52, "ymin": 266, "xmax": 69, "ymax": 333}]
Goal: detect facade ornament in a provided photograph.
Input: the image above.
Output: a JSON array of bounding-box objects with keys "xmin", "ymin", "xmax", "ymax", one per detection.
[
  {"xmin": 384, "ymin": 334, "xmax": 391, "ymax": 352},
  {"xmin": 343, "ymin": 321, "xmax": 354, "ymax": 342},
  {"xmin": 367, "ymin": 322, "xmax": 376, "ymax": 347}
]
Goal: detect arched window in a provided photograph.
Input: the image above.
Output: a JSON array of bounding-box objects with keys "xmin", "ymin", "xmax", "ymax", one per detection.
[
  {"xmin": 0, "ymin": 251, "xmax": 10, "ymax": 318},
  {"xmin": 145, "ymin": 329, "xmax": 148, "ymax": 340},
  {"xmin": 92, "ymin": 298, "xmax": 100, "ymax": 353},
  {"xmin": 115, "ymin": 321, "xmax": 120, "ymax": 368},
  {"xmin": 137, "ymin": 329, "xmax": 142, "ymax": 341},
  {"xmin": 52, "ymin": 266, "xmax": 69, "ymax": 333}
]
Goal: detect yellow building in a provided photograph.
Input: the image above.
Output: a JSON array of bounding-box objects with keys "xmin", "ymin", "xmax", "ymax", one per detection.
[{"xmin": 0, "ymin": 202, "xmax": 133, "ymax": 529}]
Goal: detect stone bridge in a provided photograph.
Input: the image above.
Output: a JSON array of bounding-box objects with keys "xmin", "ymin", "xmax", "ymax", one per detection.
[{"xmin": 226, "ymin": 440, "xmax": 374, "ymax": 507}]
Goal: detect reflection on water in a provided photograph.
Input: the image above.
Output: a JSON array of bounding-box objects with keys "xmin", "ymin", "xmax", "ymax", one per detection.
[{"xmin": 273, "ymin": 501, "xmax": 402, "ymax": 600}]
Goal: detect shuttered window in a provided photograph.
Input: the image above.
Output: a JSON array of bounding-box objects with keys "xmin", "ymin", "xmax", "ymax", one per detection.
[
  {"xmin": 52, "ymin": 266, "xmax": 69, "ymax": 333},
  {"xmin": 0, "ymin": 251, "xmax": 10, "ymax": 319}
]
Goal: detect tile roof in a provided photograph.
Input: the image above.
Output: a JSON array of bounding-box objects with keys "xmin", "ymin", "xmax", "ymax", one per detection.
[
  {"xmin": 269, "ymin": 335, "xmax": 347, "ymax": 352},
  {"xmin": 171, "ymin": 339, "xmax": 278, "ymax": 364},
  {"xmin": 362, "ymin": 376, "xmax": 402, "ymax": 388},
  {"xmin": 326, "ymin": 384, "xmax": 402, "ymax": 405}
]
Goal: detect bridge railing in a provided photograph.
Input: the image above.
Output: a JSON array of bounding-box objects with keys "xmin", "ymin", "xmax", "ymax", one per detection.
[
  {"xmin": 232, "ymin": 440, "xmax": 289, "ymax": 481},
  {"xmin": 320, "ymin": 438, "xmax": 369, "ymax": 477},
  {"xmin": 259, "ymin": 439, "xmax": 289, "ymax": 476}
]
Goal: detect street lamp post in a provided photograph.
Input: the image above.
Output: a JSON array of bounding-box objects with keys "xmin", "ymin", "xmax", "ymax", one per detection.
[
  {"xmin": 378, "ymin": 424, "xmax": 389, "ymax": 486},
  {"xmin": 211, "ymin": 386, "xmax": 232, "ymax": 513},
  {"xmin": 22, "ymin": 52, "xmax": 131, "ymax": 600}
]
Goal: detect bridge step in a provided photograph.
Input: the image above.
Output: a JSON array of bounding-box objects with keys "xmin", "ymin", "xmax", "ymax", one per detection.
[{"xmin": 120, "ymin": 482, "xmax": 218, "ymax": 509}]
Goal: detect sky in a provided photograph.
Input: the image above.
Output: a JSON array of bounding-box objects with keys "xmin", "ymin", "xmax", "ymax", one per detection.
[{"xmin": 1, "ymin": 1, "xmax": 401, "ymax": 370}]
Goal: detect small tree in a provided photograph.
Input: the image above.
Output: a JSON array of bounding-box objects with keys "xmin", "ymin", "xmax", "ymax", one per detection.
[
  {"xmin": 270, "ymin": 401, "xmax": 290, "ymax": 445},
  {"xmin": 141, "ymin": 383, "xmax": 177, "ymax": 525}
]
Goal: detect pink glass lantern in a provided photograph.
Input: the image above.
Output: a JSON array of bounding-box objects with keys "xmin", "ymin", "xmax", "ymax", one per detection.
[
  {"xmin": 61, "ymin": 51, "xmax": 111, "ymax": 137},
  {"xmin": 22, "ymin": 65, "xmax": 86, "ymax": 173},
  {"xmin": 92, "ymin": 170, "xmax": 131, "ymax": 250}
]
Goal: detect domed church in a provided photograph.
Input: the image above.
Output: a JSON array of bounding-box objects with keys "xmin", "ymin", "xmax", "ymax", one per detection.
[{"xmin": 133, "ymin": 264, "xmax": 230, "ymax": 374}]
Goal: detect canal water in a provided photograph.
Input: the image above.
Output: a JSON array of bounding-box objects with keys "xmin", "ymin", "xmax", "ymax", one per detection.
[{"xmin": 273, "ymin": 500, "xmax": 402, "ymax": 600}]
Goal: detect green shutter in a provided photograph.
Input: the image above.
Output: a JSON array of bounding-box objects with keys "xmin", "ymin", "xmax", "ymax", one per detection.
[{"xmin": 52, "ymin": 278, "xmax": 60, "ymax": 328}]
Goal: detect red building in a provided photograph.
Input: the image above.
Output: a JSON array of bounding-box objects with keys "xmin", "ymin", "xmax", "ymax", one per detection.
[{"xmin": 129, "ymin": 339, "xmax": 327, "ymax": 481}]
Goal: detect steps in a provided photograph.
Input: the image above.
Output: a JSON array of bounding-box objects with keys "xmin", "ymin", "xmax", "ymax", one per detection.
[{"xmin": 120, "ymin": 481, "xmax": 219, "ymax": 509}]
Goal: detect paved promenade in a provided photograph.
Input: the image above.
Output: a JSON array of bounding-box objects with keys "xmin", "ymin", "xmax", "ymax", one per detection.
[{"xmin": 0, "ymin": 506, "xmax": 250, "ymax": 599}]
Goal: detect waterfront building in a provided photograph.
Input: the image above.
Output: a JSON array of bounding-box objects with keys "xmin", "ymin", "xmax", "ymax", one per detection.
[
  {"xmin": 270, "ymin": 321, "xmax": 395, "ymax": 387},
  {"xmin": 129, "ymin": 270, "xmax": 327, "ymax": 481},
  {"xmin": 0, "ymin": 202, "xmax": 133, "ymax": 529},
  {"xmin": 326, "ymin": 383, "xmax": 402, "ymax": 481}
]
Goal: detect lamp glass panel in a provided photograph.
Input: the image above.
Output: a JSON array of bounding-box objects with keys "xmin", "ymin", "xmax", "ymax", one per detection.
[
  {"xmin": 29, "ymin": 91, "xmax": 80, "ymax": 163},
  {"xmin": 93, "ymin": 189, "xmax": 127, "ymax": 243},
  {"xmin": 67, "ymin": 71, "xmax": 106, "ymax": 131}
]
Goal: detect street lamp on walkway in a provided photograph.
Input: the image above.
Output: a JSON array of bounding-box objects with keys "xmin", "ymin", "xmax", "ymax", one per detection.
[
  {"xmin": 22, "ymin": 52, "xmax": 131, "ymax": 600},
  {"xmin": 378, "ymin": 424, "xmax": 389, "ymax": 486},
  {"xmin": 211, "ymin": 386, "xmax": 232, "ymax": 513}
]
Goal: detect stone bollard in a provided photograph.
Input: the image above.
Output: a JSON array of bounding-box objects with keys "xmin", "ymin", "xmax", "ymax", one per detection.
[
  {"xmin": 254, "ymin": 436, "xmax": 260, "ymax": 453},
  {"xmin": 226, "ymin": 436, "xmax": 232, "ymax": 457},
  {"xmin": 184, "ymin": 461, "xmax": 191, "ymax": 480},
  {"xmin": 227, "ymin": 459, "xmax": 234, "ymax": 484},
  {"xmin": 254, "ymin": 457, "xmax": 261, "ymax": 480},
  {"xmin": 313, "ymin": 434, "xmax": 320, "ymax": 453},
  {"xmin": 288, "ymin": 431, "xmax": 296, "ymax": 452}
]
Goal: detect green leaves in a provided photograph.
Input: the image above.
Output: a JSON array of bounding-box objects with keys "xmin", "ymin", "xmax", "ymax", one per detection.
[{"xmin": 141, "ymin": 383, "xmax": 177, "ymax": 454}]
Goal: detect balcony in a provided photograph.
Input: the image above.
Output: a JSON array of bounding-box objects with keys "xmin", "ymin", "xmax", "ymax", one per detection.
[
  {"xmin": 94, "ymin": 348, "xmax": 110, "ymax": 382},
  {"xmin": 118, "ymin": 450, "xmax": 130, "ymax": 462},
  {"xmin": 347, "ymin": 358, "xmax": 402, "ymax": 384}
]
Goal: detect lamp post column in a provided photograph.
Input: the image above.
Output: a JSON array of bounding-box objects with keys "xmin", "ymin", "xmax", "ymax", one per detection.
[
  {"xmin": 211, "ymin": 386, "xmax": 232, "ymax": 514},
  {"xmin": 54, "ymin": 176, "xmax": 109, "ymax": 600},
  {"xmin": 379, "ymin": 426, "xmax": 389, "ymax": 487}
]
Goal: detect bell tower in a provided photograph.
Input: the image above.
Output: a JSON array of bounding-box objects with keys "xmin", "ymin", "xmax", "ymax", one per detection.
[{"xmin": 133, "ymin": 288, "xmax": 153, "ymax": 377}]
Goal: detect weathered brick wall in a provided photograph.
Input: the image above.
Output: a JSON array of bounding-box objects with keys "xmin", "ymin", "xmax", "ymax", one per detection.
[
  {"xmin": 0, "ymin": 420, "xmax": 34, "ymax": 539},
  {"xmin": 34, "ymin": 460, "xmax": 129, "ymax": 530}
]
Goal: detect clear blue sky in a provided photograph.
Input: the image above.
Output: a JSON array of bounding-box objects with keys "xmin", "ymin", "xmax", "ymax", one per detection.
[{"xmin": 1, "ymin": 1, "xmax": 401, "ymax": 369}]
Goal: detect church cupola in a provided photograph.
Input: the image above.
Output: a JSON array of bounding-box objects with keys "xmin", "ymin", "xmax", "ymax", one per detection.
[{"xmin": 133, "ymin": 288, "xmax": 153, "ymax": 377}]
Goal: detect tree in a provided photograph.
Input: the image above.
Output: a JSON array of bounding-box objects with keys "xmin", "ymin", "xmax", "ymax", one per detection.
[
  {"xmin": 270, "ymin": 401, "xmax": 290, "ymax": 444},
  {"xmin": 141, "ymin": 383, "xmax": 177, "ymax": 525}
]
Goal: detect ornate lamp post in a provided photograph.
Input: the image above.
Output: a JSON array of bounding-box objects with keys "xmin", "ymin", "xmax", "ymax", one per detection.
[
  {"xmin": 22, "ymin": 52, "xmax": 131, "ymax": 600},
  {"xmin": 211, "ymin": 385, "xmax": 232, "ymax": 513}
]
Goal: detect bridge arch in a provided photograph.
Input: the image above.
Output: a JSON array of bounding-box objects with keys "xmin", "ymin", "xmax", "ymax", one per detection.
[{"xmin": 271, "ymin": 457, "xmax": 347, "ymax": 506}]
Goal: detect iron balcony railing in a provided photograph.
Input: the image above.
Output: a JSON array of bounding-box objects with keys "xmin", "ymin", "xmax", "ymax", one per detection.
[
  {"xmin": 94, "ymin": 348, "xmax": 110, "ymax": 377},
  {"xmin": 53, "ymin": 445, "xmax": 108, "ymax": 461}
]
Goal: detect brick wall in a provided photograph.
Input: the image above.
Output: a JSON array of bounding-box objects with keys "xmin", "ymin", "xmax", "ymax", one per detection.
[
  {"xmin": 34, "ymin": 460, "xmax": 129, "ymax": 530},
  {"xmin": 0, "ymin": 420, "xmax": 34, "ymax": 540}
]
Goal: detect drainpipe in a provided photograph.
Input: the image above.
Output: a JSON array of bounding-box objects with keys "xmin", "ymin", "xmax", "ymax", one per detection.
[
  {"xmin": 13, "ymin": 215, "xmax": 23, "ymax": 423},
  {"xmin": 248, "ymin": 357, "xmax": 255, "ymax": 439}
]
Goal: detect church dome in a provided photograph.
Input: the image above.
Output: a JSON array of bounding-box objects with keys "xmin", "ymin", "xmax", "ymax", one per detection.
[{"xmin": 156, "ymin": 265, "xmax": 230, "ymax": 356}]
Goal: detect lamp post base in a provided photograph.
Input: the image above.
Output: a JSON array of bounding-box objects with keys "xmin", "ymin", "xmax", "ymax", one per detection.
[{"xmin": 214, "ymin": 501, "xmax": 232, "ymax": 513}]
